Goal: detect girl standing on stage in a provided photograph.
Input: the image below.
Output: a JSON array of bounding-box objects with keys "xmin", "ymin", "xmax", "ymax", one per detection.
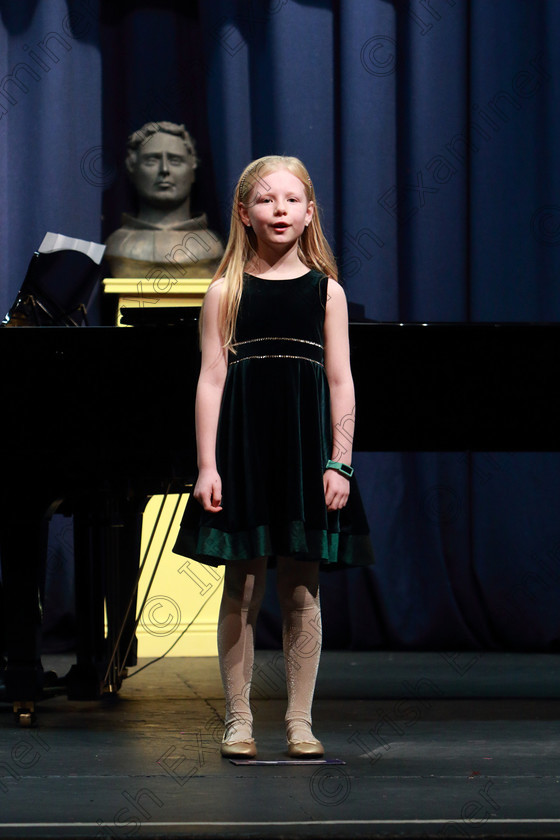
[{"xmin": 174, "ymin": 155, "xmax": 374, "ymax": 758}]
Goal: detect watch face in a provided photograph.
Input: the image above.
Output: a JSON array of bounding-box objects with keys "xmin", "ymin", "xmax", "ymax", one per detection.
[{"xmin": 327, "ymin": 461, "xmax": 353, "ymax": 477}]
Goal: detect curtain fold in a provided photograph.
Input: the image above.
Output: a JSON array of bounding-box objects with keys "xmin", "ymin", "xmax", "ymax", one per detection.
[{"xmin": 0, "ymin": 0, "xmax": 102, "ymax": 320}]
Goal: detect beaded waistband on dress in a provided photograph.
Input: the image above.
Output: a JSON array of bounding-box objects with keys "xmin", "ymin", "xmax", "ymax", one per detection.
[{"xmin": 229, "ymin": 336, "xmax": 324, "ymax": 367}]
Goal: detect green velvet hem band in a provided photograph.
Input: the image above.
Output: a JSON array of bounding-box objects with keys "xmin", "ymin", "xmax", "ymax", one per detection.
[{"xmin": 173, "ymin": 520, "xmax": 374, "ymax": 569}]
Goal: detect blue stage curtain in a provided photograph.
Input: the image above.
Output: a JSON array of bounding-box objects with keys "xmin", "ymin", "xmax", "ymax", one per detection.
[
  {"xmin": 2, "ymin": 0, "xmax": 560, "ymax": 653},
  {"xmin": 0, "ymin": 0, "xmax": 103, "ymax": 321}
]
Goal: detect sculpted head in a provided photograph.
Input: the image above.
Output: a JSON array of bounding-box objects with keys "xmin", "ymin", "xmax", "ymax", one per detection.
[{"xmin": 125, "ymin": 122, "xmax": 198, "ymax": 212}]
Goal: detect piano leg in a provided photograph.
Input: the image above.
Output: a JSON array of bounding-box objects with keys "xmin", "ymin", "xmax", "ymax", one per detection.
[
  {"xmin": 66, "ymin": 491, "xmax": 142, "ymax": 699},
  {"xmin": 110, "ymin": 494, "xmax": 143, "ymax": 669},
  {"xmin": 101, "ymin": 493, "xmax": 144, "ymax": 691},
  {"xmin": 0, "ymin": 501, "xmax": 48, "ymax": 723},
  {"xmin": 65, "ymin": 504, "xmax": 108, "ymax": 700}
]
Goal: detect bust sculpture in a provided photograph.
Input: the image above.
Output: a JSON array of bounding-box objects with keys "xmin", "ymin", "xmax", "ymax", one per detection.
[{"xmin": 104, "ymin": 122, "xmax": 224, "ymax": 279}]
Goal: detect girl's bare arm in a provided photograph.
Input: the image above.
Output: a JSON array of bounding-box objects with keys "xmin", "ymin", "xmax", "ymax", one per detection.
[
  {"xmin": 193, "ymin": 281, "xmax": 228, "ymax": 512},
  {"xmin": 323, "ymin": 278, "xmax": 355, "ymax": 511}
]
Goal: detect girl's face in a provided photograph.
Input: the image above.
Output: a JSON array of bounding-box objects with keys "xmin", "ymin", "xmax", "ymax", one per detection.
[{"xmin": 239, "ymin": 169, "xmax": 314, "ymax": 251}]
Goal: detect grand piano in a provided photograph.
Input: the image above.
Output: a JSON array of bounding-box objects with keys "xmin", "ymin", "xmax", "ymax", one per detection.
[{"xmin": 1, "ymin": 303, "xmax": 559, "ymax": 723}]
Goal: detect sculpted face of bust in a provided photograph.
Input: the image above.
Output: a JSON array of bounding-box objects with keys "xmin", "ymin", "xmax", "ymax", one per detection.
[{"xmin": 126, "ymin": 129, "xmax": 196, "ymax": 224}]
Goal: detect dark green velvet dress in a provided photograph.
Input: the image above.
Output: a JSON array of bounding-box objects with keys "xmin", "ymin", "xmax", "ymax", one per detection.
[{"xmin": 173, "ymin": 270, "xmax": 374, "ymax": 569}]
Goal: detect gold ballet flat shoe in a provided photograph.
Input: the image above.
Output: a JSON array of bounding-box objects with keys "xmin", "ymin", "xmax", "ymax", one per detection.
[
  {"xmin": 287, "ymin": 738, "xmax": 324, "ymax": 758},
  {"xmin": 220, "ymin": 737, "xmax": 257, "ymax": 758}
]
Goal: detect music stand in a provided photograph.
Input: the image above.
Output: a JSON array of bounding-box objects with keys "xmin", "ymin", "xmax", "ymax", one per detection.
[{"xmin": 3, "ymin": 248, "xmax": 104, "ymax": 327}]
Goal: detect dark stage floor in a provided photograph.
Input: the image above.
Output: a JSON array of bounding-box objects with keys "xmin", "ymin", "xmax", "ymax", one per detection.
[{"xmin": 1, "ymin": 651, "xmax": 560, "ymax": 840}]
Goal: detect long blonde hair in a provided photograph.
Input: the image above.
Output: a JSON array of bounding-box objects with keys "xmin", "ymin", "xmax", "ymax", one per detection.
[{"xmin": 204, "ymin": 155, "xmax": 337, "ymax": 352}]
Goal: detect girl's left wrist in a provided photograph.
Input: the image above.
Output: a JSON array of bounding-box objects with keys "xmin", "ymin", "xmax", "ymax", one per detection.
[{"xmin": 325, "ymin": 460, "xmax": 354, "ymax": 479}]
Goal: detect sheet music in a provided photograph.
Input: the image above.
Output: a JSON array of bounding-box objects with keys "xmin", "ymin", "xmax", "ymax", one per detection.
[{"xmin": 38, "ymin": 232, "xmax": 106, "ymax": 265}]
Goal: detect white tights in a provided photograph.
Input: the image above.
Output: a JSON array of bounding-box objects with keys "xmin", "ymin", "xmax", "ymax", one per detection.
[{"xmin": 218, "ymin": 556, "xmax": 321, "ymax": 743}]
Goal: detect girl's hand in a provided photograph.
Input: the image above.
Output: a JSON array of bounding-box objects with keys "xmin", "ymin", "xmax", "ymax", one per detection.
[
  {"xmin": 193, "ymin": 468, "xmax": 223, "ymax": 512},
  {"xmin": 323, "ymin": 469, "xmax": 351, "ymax": 511}
]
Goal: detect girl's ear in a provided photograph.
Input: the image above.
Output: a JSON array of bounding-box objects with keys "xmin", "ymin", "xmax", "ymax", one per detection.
[
  {"xmin": 238, "ymin": 202, "xmax": 251, "ymax": 227},
  {"xmin": 305, "ymin": 200, "xmax": 315, "ymax": 227}
]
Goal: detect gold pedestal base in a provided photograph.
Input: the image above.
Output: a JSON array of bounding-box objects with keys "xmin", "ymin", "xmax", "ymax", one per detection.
[
  {"xmin": 103, "ymin": 277, "xmax": 211, "ymax": 325},
  {"xmin": 136, "ymin": 494, "xmax": 223, "ymax": 657}
]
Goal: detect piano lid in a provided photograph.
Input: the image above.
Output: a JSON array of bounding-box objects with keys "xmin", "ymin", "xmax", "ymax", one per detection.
[{"xmin": 1, "ymin": 321, "xmax": 558, "ymax": 453}]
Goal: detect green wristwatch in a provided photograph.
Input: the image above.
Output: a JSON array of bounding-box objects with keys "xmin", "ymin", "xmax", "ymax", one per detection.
[{"xmin": 325, "ymin": 460, "xmax": 354, "ymax": 479}]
